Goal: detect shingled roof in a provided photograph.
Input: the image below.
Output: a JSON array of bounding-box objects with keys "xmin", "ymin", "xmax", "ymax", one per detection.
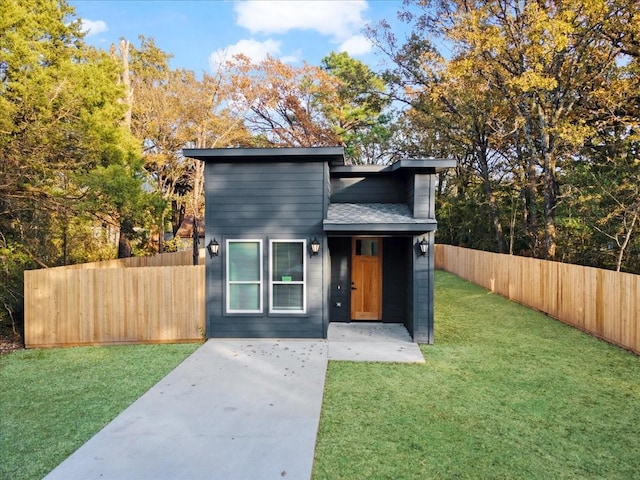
[{"xmin": 323, "ymin": 203, "xmax": 437, "ymax": 233}]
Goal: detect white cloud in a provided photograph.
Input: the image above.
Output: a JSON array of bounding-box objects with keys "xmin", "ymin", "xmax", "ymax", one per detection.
[
  {"xmin": 209, "ymin": 38, "xmax": 281, "ymax": 71},
  {"xmin": 234, "ymin": 0, "xmax": 368, "ymax": 41},
  {"xmin": 80, "ymin": 19, "xmax": 108, "ymax": 37},
  {"xmin": 338, "ymin": 34, "xmax": 372, "ymax": 56}
]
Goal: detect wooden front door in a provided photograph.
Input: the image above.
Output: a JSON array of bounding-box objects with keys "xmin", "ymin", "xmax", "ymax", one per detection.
[{"xmin": 351, "ymin": 237, "xmax": 383, "ymax": 320}]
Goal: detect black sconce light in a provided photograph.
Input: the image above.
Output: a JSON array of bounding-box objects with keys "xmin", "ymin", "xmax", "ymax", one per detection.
[
  {"xmin": 419, "ymin": 238, "xmax": 429, "ymax": 256},
  {"xmin": 310, "ymin": 238, "xmax": 321, "ymax": 256},
  {"xmin": 207, "ymin": 238, "xmax": 220, "ymax": 258}
]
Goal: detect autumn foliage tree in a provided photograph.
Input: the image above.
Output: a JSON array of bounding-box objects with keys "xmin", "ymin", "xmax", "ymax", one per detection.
[
  {"xmin": 0, "ymin": 0, "xmax": 156, "ymax": 334},
  {"xmin": 372, "ymin": 0, "xmax": 640, "ymax": 269},
  {"xmin": 226, "ymin": 54, "xmax": 340, "ymax": 148},
  {"xmin": 126, "ymin": 37, "xmax": 254, "ymax": 246}
]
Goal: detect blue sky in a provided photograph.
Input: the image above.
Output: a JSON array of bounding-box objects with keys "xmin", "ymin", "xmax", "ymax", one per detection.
[{"xmin": 70, "ymin": 0, "xmax": 409, "ymax": 74}]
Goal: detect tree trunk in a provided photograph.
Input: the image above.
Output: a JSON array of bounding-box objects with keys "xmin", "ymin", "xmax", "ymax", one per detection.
[
  {"xmin": 476, "ymin": 148, "xmax": 506, "ymax": 253},
  {"xmin": 616, "ymin": 208, "xmax": 638, "ymax": 272},
  {"xmin": 117, "ymin": 228, "xmax": 132, "ymax": 258},
  {"xmin": 539, "ymin": 108, "xmax": 558, "ymax": 261}
]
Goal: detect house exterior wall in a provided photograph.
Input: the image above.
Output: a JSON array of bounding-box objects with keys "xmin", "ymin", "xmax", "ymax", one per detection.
[
  {"xmin": 205, "ymin": 161, "xmax": 326, "ymax": 338},
  {"xmin": 413, "ymin": 174, "xmax": 436, "ymax": 218},
  {"xmin": 330, "ymin": 176, "xmax": 405, "ymax": 203},
  {"xmin": 382, "ymin": 237, "xmax": 410, "ymax": 322},
  {"xmin": 410, "ymin": 231, "xmax": 435, "ymax": 343},
  {"xmin": 328, "ymin": 236, "xmax": 411, "ymax": 325}
]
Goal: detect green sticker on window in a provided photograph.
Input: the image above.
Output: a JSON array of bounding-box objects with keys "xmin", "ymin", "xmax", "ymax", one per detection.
[{"xmin": 281, "ymin": 276, "xmax": 292, "ymax": 282}]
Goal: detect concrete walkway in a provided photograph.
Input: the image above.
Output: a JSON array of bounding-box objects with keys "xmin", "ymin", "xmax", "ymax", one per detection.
[{"xmin": 45, "ymin": 324, "xmax": 424, "ymax": 480}]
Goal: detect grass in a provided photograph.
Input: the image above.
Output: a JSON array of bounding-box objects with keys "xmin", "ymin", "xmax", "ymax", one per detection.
[
  {"xmin": 313, "ymin": 271, "xmax": 640, "ymax": 480},
  {"xmin": 0, "ymin": 342, "xmax": 200, "ymax": 480}
]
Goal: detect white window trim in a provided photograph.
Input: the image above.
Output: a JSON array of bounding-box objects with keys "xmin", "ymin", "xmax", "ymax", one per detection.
[
  {"xmin": 226, "ymin": 239, "xmax": 263, "ymax": 314},
  {"xmin": 269, "ymin": 239, "xmax": 306, "ymax": 314}
]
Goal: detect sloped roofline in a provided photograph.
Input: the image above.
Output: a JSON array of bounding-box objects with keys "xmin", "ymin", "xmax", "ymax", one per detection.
[
  {"xmin": 183, "ymin": 146, "xmax": 346, "ymax": 164},
  {"xmin": 183, "ymin": 146, "xmax": 456, "ymax": 173}
]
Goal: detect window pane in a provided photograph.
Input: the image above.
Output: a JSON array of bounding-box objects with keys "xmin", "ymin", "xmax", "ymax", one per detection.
[
  {"xmin": 229, "ymin": 242, "xmax": 260, "ymax": 281},
  {"xmin": 273, "ymin": 284, "xmax": 303, "ymax": 311},
  {"xmin": 229, "ymin": 284, "xmax": 260, "ymax": 311},
  {"xmin": 356, "ymin": 239, "xmax": 378, "ymax": 256},
  {"xmin": 272, "ymin": 242, "xmax": 303, "ymax": 282}
]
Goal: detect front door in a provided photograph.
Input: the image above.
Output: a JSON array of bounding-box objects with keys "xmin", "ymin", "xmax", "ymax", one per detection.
[{"xmin": 351, "ymin": 237, "xmax": 383, "ymax": 320}]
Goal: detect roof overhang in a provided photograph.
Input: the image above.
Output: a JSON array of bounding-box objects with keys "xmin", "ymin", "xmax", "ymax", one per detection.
[
  {"xmin": 183, "ymin": 146, "xmax": 346, "ymax": 164},
  {"xmin": 323, "ymin": 203, "xmax": 437, "ymax": 234},
  {"xmin": 330, "ymin": 158, "xmax": 456, "ymax": 177}
]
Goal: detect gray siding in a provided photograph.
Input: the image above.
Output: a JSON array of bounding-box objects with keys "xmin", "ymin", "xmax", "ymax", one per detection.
[
  {"xmin": 330, "ymin": 177, "xmax": 405, "ymax": 203},
  {"xmin": 413, "ymin": 174, "xmax": 436, "ymax": 218},
  {"xmin": 205, "ymin": 161, "xmax": 325, "ymax": 338},
  {"xmin": 382, "ymin": 237, "xmax": 409, "ymax": 323},
  {"xmin": 328, "ymin": 237, "xmax": 351, "ymax": 323},
  {"xmin": 410, "ymin": 232, "xmax": 434, "ymax": 343}
]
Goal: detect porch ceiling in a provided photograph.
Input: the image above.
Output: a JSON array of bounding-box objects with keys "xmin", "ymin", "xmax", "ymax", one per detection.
[{"xmin": 323, "ymin": 203, "xmax": 437, "ymax": 234}]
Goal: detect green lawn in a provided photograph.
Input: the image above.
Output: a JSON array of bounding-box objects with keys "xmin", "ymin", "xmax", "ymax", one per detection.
[
  {"xmin": 0, "ymin": 342, "xmax": 200, "ymax": 480},
  {"xmin": 313, "ymin": 271, "xmax": 640, "ymax": 480},
  {"xmin": 2, "ymin": 272, "xmax": 639, "ymax": 480}
]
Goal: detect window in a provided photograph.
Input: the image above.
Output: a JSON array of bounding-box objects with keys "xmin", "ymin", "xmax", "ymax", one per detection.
[
  {"xmin": 226, "ymin": 240, "xmax": 262, "ymax": 313},
  {"xmin": 355, "ymin": 238, "xmax": 379, "ymax": 256},
  {"xmin": 270, "ymin": 240, "xmax": 306, "ymax": 313}
]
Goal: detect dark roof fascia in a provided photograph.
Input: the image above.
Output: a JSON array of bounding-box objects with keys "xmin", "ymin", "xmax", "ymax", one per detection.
[
  {"xmin": 330, "ymin": 158, "xmax": 456, "ymax": 177},
  {"xmin": 330, "ymin": 165, "xmax": 387, "ymax": 177},
  {"xmin": 183, "ymin": 146, "xmax": 346, "ymax": 164},
  {"xmin": 323, "ymin": 221, "xmax": 437, "ymax": 234},
  {"xmin": 388, "ymin": 158, "xmax": 457, "ymax": 173}
]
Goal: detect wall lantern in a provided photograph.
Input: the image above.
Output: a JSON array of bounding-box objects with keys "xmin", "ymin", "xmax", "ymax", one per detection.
[
  {"xmin": 310, "ymin": 238, "xmax": 321, "ymax": 256},
  {"xmin": 419, "ymin": 238, "xmax": 429, "ymax": 256},
  {"xmin": 207, "ymin": 238, "xmax": 220, "ymax": 258}
]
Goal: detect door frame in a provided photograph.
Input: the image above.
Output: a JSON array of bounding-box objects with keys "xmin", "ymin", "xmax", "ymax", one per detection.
[{"xmin": 350, "ymin": 237, "xmax": 383, "ymax": 321}]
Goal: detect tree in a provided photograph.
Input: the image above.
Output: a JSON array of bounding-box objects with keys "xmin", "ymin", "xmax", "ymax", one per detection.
[
  {"xmin": 372, "ymin": 0, "xmax": 639, "ymax": 263},
  {"xmin": 127, "ymin": 37, "xmax": 253, "ymax": 246},
  {"xmin": 0, "ymin": 0, "xmax": 152, "ymax": 334},
  {"xmin": 320, "ymin": 51, "xmax": 392, "ymax": 164},
  {"xmin": 227, "ymin": 54, "xmax": 340, "ymax": 147}
]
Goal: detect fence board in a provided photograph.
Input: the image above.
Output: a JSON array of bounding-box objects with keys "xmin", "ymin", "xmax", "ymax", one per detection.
[
  {"xmin": 24, "ymin": 265, "xmax": 205, "ymax": 348},
  {"xmin": 435, "ymin": 244, "xmax": 640, "ymax": 355}
]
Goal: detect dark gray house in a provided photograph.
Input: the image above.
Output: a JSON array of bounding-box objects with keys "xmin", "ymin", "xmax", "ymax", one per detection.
[{"xmin": 183, "ymin": 146, "xmax": 454, "ymax": 343}]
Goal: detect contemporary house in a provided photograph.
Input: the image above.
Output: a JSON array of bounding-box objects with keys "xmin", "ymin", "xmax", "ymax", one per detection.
[{"xmin": 183, "ymin": 146, "xmax": 455, "ymax": 343}]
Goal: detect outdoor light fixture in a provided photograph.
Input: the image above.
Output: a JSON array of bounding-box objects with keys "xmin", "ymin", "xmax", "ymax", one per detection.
[
  {"xmin": 310, "ymin": 238, "xmax": 321, "ymax": 256},
  {"xmin": 419, "ymin": 238, "xmax": 429, "ymax": 256},
  {"xmin": 207, "ymin": 238, "xmax": 220, "ymax": 258}
]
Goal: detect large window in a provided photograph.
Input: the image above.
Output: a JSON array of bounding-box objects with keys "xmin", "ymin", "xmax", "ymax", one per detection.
[
  {"xmin": 270, "ymin": 240, "xmax": 306, "ymax": 314},
  {"xmin": 226, "ymin": 240, "xmax": 262, "ymax": 313}
]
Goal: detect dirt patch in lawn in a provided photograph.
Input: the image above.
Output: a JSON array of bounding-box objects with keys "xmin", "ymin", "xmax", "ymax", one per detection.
[{"xmin": 0, "ymin": 332, "xmax": 23, "ymax": 355}]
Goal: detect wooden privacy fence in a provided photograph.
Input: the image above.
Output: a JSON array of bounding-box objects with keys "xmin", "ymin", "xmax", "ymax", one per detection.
[
  {"xmin": 435, "ymin": 244, "xmax": 640, "ymax": 355},
  {"xmin": 24, "ymin": 251, "xmax": 205, "ymax": 348},
  {"xmin": 66, "ymin": 249, "xmax": 205, "ymax": 269}
]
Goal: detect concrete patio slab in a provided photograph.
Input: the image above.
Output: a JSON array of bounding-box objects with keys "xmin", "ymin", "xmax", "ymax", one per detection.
[
  {"xmin": 328, "ymin": 323, "xmax": 425, "ymax": 363},
  {"xmin": 45, "ymin": 340, "xmax": 328, "ymax": 480}
]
